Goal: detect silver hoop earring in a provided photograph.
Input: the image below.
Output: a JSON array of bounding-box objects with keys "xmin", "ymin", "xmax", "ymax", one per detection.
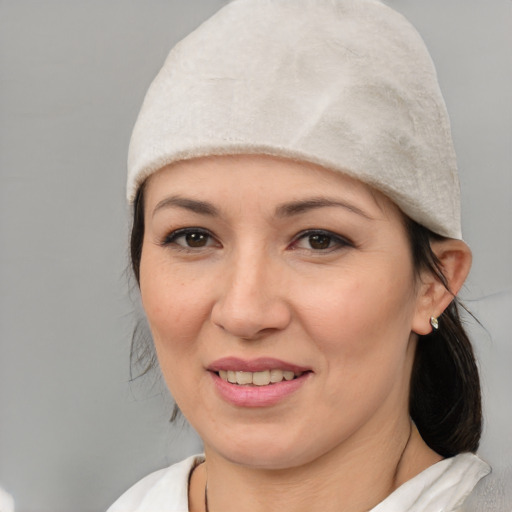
[{"xmin": 430, "ymin": 316, "xmax": 439, "ymax": 330}]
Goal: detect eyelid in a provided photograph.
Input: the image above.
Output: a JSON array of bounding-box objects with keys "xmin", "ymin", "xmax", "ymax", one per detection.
[
  {"xmin": 161, "ymin": 227, "xmax": 220, "ymax": 248},
  {"xmin": 289, "ymin": 229, "xmax": 354, "ymax": 251}
]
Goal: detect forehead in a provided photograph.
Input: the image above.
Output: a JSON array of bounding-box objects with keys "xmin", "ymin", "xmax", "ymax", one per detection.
[{"xmin": 143, "ymin": 154, "xmax": 399, "ymax": 218}]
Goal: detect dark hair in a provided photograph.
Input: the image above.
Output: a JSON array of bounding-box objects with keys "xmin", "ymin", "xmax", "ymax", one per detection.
[
  {"xmin": 405, "ymin": 217, "xmax": 482, "ymax": 457},
  {"xmin": 129, "ymin": 182, "xmax": 482, "ymax": 457}
]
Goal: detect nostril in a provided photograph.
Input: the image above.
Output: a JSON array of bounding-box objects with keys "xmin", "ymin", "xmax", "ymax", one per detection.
[{"xmin": 211, "ymin": 301, "xmax": 292, "ymax": 340}]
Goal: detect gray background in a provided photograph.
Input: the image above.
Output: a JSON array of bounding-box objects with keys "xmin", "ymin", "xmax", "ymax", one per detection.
[{"xmin": 1, "ymin": 1, "xmax": 510, "ymax": 511}]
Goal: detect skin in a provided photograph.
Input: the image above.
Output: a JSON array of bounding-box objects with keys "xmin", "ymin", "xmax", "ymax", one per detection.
[{"xmin": 139, "ymin": 154, "xmax": 472, "ymax": 512}]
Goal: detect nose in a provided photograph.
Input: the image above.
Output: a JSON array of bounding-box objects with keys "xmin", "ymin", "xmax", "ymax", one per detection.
[{"xmin": 210, "ymin": 251, "xmax": 292, "ymax": 340}]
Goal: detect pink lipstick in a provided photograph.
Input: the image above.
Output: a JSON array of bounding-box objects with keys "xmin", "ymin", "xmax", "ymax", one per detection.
[{"xmin": 208, "ymin": 357, "xmax": 312, "ymax": 407}]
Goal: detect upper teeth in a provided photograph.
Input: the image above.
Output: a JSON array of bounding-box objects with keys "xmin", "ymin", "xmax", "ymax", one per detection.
[{"xmin": 218, "ymin": 369, "xmax": 300, "ymax": 386}]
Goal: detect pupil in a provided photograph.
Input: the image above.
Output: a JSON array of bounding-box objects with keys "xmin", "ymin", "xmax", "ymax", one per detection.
[
  {"xmin": 186, "ymin": 232, "xmax": 207, "ymax": 247},
  {"xmin": 309, "ymin": 234, "xmax": 330, "ymax": 249}
]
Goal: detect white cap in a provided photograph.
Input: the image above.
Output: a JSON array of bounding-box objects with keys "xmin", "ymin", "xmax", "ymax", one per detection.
[{"xmin": 127, "ymin": 0, "xmax": 461, "ymax": 239}]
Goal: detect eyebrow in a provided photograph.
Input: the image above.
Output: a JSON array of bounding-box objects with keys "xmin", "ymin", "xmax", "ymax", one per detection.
[
  {"xmin": 152, "ymin": 196, "xmax": 219, "ymax": 218},
  {"xmin": 275, "ymin": 197, "xmax": 373, "ymax": 219},
  {"xmin": 152, "ymin": 195, "xmax": 373, "ymax": 220}
]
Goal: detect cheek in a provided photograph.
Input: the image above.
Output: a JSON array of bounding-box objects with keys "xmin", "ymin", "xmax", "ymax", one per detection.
[
  {"xmin": 139, "ymin": 254, "xmax": 213, "ymax": 371},
  {"xmin": 294, "ymin": 273, "xmax": 417, "ymax": 436},
  {"xmin": 296, "ymin": 263, "xmax": 417, "ymax": 377}
]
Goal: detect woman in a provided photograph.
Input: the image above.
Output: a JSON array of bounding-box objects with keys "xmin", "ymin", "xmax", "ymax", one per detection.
[{"xmin": 109, "ymin": 0, "xmax": 490, "ymax": 510}]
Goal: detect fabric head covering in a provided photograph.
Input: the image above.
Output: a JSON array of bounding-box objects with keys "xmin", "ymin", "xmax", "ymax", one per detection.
[{"xmin": 127, "ymin": 0, "xmax": 462, "ymax": 239}]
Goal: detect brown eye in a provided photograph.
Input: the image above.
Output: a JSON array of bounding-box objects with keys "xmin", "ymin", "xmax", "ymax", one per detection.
[
  {"xmin": 291, "ymin": 230, "xmax": 353, "ymax": 252},
  {"xmin": 308, "ymin": 234, "xmax": 332, "ymax": 249},
  {"xmin": 185, "ymin": 232, "xmax": 209, "ymax": 247},
  {"xmin": 163, "ymin": 228, "xmax": 219, "ymax": 249}
]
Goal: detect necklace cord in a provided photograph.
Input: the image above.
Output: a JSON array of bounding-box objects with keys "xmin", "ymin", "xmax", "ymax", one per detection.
[{"xmin": 204, "ymin": 463, "xmax": 209, "ymax": 512}]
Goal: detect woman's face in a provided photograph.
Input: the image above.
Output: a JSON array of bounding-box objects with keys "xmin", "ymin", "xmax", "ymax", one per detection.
[{"xmin": 140, "ymin": 155, "xmax": 426, "ymax": 469}]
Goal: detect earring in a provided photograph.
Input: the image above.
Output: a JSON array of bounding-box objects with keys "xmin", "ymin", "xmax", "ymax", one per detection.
[{"xmin": 430, "ymin": 316, "xmax": 439, "ymax": 330}]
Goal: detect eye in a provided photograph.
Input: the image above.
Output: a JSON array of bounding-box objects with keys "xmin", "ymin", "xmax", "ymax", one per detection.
[
  {"xmin": 162, "ymin": 228, "xmax": 220, "ymax": 249},
  {"xmin": 291, "ymin": 230, "xmax": 353, "ymax": 251}
]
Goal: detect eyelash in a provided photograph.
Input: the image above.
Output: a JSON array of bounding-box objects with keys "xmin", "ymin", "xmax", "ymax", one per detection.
[
  {"xmin": 161, "ymin": 227, "xmax": 353, "ymax": 253},
  {"xmin": 289, "ymin": 229, "xmax": 354, "ymax": 252},
  {"xmin": 161, "ymin": 227, "xmax": 220, "ymax": 250}
]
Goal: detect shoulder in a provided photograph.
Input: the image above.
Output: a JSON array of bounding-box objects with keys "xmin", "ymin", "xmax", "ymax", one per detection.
[
  {"xmin": 460, "ymin": 461, "xmax": 512, "ymax": 512},
  {"xmin": 107, "ymin": 454, "xmax": 205, "ymax": 512},
  {"xmin": 372, "ymin": 453, "xmax": 491, "ymax": 512}
]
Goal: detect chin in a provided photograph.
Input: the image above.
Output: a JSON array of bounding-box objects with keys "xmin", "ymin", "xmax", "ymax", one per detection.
[
  {"xmin": 203, "ymin": 423, "xmax": 336, "ymax": 471},
  {"xmin": 221, "ymin": 446, "xmax": 308, "ymax": 470}
]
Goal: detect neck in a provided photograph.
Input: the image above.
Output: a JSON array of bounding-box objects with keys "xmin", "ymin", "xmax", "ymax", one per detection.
[{"xmin": 190, "ymin": 418, "xmax": 442, "ymax": 512}]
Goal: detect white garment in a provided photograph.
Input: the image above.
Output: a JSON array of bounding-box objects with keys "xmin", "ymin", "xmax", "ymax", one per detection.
[
  {"xmin": 107, "ymin": 453, "xmax": 490, "ymax": 512},
  {"xmin": 0, "ymin": 486, "xmax": 15, "ymax": 512}
]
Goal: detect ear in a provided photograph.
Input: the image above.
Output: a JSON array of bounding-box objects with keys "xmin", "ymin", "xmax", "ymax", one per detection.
[{"xmin": 412, "ymin": 239, "xmax": 472, "ymax": 335}]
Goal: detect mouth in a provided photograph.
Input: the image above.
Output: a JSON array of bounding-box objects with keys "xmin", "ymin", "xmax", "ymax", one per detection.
[
  {"xmin": 216, "ymin": 369, "xmax": 305, "ymax": 386},
  {"xmin": 208, "ymin": 358, "xmax": 312, "ymax": 406}
]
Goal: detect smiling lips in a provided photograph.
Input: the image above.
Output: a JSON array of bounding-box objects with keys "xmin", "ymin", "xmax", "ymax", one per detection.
[{"xmin": 208, "ymin": 357, "xmax": 311, "ymax": 407}]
